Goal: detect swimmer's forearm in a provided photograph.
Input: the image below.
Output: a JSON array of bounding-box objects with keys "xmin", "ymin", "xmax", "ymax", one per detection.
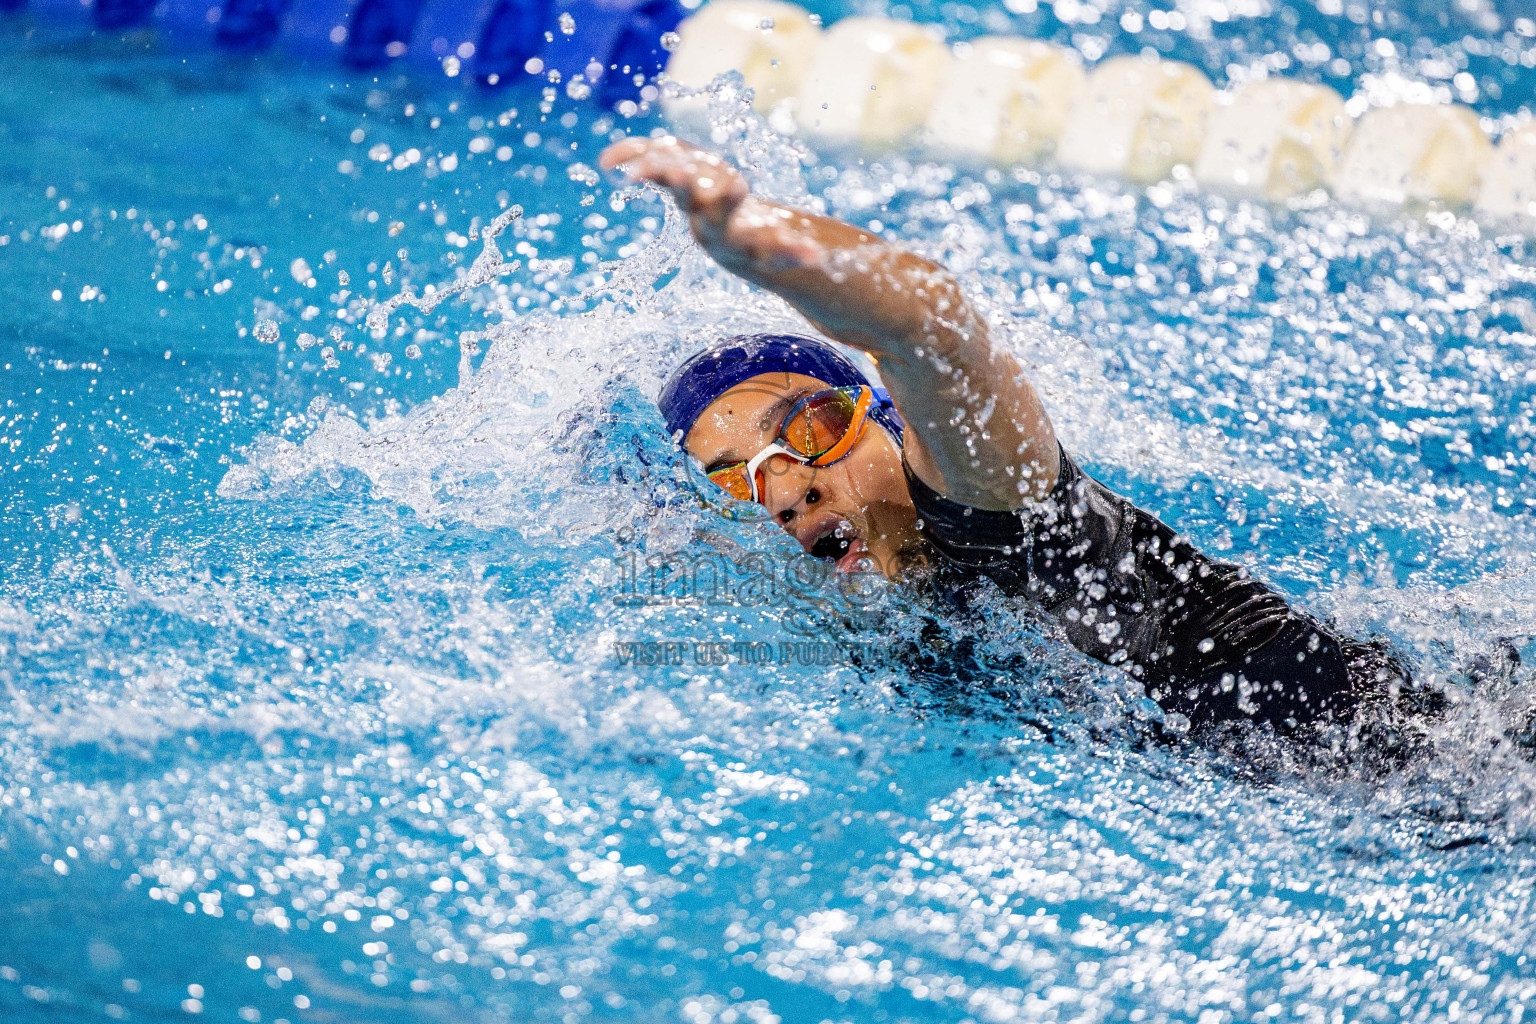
[
  {"xmin": 716, "ymin": 199, "xmax": 973, "ymax": 355},
  {"xmin": 597, "ymin": 137, "xmax": 955, "ymax": 352},
  {"xmin": 727, "ymin": 200, "xmax": 1060, "ymax": 508}
]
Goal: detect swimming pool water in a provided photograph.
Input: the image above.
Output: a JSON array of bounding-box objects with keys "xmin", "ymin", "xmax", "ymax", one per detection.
[{"xmin": 5, "ymin": 5, "xmax": 1536, "ymax": 1022}]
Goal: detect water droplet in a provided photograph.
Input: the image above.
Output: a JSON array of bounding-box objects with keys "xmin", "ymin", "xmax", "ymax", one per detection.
[
  {"xmin": 296, "ymin": 332, "xmax": 317, "ymax": 350},
  {"xmin": 660, "ymin": 31, "xmax": 680, "ymax": 51},
  {"xmin": 337, "ymin": 270, "xmax": 350, "ymax": 286},
  {"xmin": 404, "ymin": 344, "xmax": 422, "ymax": 360},
  {"xmin": 566, "ymin": 162, "xmax": 600, "ymax": 186},
  {"xmin": 366, "ymin": 309, "xmax": 389, "ymax": 331},
  {"xmin": 254, "ymin": 319, "xmax": 279, "ymax": 343},
  {"xmin": 558, "ymin": 12, "xmax": 575, "ymax": 34}
]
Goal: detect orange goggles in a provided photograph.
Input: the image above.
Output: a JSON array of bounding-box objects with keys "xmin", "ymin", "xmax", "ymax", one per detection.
[{"xmin": 706, "ymin": 386, "xmax": 881, "ymax": 505}]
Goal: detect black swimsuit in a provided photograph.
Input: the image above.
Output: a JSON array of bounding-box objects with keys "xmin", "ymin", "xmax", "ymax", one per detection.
[{"xmin": 905, "ymin": 445, "xmax": 1409, "ymax": 736}]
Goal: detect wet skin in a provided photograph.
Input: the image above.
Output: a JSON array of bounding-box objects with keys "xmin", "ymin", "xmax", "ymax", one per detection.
[{"xmin": 686, "ymin": 371, "xmax": 926, "ymax": 579}]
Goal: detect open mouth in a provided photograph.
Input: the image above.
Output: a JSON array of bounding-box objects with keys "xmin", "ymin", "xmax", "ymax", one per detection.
[{"xmin": 809, "ymin": 521, "xmax": 870, "ymax": 572}]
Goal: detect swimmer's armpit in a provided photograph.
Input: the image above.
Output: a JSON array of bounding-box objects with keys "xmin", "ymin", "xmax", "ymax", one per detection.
[{"xmin": 600, "ymin": 135, "xmax": 1061, "ymax": 512}]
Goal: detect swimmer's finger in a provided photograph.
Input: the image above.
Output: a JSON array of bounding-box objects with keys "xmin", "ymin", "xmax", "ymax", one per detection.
[
  {"xmin": 614, "ymin": 147, "xmax": 711, "ymax": 190},
  {"xmin": 598, "ymin": 136, "xmax": 661, "ymax": 172},
  {"xmin": 621, "ymin": 158, "xmax": 704, "ymax": 208},
  {"xmin": 598, "ymin": 135, "xmax": 705, "ymax": 177},
  {"xmin": 621, "ymin": 155, "xmax": 746, "ymax": 219},
  {"xmin": 602, "ymin": 137, "xmax": 735, "ymax": 187},
  {"xmin": 601, "ymin": 146, "xmax": 698, "ymax": 197}
]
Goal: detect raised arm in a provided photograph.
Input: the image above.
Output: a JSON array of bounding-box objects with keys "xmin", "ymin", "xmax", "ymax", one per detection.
[{"xmin": 600, "ymin": 135, "xmax": 1059, "ymax": 510}]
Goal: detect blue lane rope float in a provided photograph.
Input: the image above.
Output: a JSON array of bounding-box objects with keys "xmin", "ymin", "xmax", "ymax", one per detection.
[
  {"xmin": 215, "ymin": 0, "xmax": 291, "ymax": 51},
  {"xmin": 92, "ymin": 0, "xmax": 157, "ymax": 30},
  {"xmin": 586, "ymin": 0, "xmax": 685, "ymax": 105},
  {"xmin": 473, "ymin": 0, "xmax": 548, "ymax": 87},
  {"xmin": 534, "ymin": 0, "xmax": 684, "ymax": 104},
  {"xmin": 343, "ymin": 0, "xmax": 424, "ymax": 67},
  {"xmin": 14, "ymin": 0, "xmax": 683, "ymax": 103}
]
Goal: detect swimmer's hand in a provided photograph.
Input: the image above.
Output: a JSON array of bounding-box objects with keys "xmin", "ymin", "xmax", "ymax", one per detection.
[
  {"xmin": 599, "ymin": 135, "xmax": 823, "ymax": 275},
  {"xmin": 600, "ymin": 135, "xmax": 1060, "ymax": 511}
]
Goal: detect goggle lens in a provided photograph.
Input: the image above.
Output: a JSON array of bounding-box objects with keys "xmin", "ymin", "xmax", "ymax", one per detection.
[
  {"xmin": 707, "ymin": 463, "xmax": 755, "ymax": 501},
  {"xmin": 783, "ymin": 388, "xmax": 864, "ymax": 462}
]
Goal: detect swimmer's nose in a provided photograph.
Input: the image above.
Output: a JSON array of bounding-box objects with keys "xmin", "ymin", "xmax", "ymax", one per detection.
[{"xmin": 759, "ymin": 460, "xmax": 822, "ymax": 538}]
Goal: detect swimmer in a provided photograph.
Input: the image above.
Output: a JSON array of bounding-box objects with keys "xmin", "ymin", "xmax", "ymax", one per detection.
[{"xmin": 599, "ymin": 135, "xmax": 1429, "ymax": 743}]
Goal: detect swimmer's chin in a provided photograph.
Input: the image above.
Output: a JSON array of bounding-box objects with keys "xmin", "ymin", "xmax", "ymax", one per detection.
[{"xmin": 859, "ymin": 540, "xmax": 932, "ymax": 582}]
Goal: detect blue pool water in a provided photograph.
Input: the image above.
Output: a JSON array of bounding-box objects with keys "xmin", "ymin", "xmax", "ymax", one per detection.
[{"xmin": 6, "ymin": 4, "xmax": 1536, "ymax": 1022}]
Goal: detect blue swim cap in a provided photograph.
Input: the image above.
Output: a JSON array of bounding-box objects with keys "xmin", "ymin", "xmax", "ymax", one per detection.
[{"xmin": 658, "ymin": 333, "xmax": 904, "ymax": 445}]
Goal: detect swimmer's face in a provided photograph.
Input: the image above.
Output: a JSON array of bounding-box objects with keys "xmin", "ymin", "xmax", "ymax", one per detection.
[{"xmin": 685, "ymin": 372, "xmax": 925, "ymax": 579}]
